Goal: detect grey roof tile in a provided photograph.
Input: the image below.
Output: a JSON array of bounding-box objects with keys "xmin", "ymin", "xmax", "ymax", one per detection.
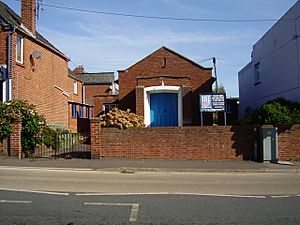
[{"xmin": 73, "ymin": 72, "xmax": 115, "ymax": 85}]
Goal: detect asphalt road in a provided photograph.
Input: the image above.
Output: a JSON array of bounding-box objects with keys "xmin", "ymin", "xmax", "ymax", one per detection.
[
  {"xmin": 0, "ymin": 190, "xmax": 300, "ymax": 225},
  {"xmin": 0, "ymin": 167, "xmax": 299, "ymax": 195},
  {"xmin": 0, "ymin": 167, "xmax": 299, "ymax": 224}
]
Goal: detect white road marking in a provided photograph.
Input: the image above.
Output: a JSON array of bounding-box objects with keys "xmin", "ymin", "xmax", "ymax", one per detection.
[
  {"xmin": 271, "ymin": 195, "xmax": 292, "ymax": 198},
  {"xmin": 77, "ymin": 192, "xmax": 266, "ymax": 198},
  {"xmin": 84, "ymin": 202, "xmax": 139, "ymax": 222},
  {"xmin": 129, "ymin": 203, "xmax": 139, "ymax": 222},
  {"xmin": 77, "ymin": 192, "xmax": 169, "ymax": 196},
  {"xmin": 0, "ymin": 200, "xmax": 32, "ymax": 204},
  {"xmin": 0, "ymin": 188, "xmax": 69, "ymax": 196},
  {"xmin": 174, "ymin": 192, "xmax": 267, "ymax": 199}
]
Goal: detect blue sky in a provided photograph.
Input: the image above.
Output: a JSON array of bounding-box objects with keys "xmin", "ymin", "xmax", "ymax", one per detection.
[{"xmin": 5, "ymin": 0, "xmax": 297, "ymax": 97}]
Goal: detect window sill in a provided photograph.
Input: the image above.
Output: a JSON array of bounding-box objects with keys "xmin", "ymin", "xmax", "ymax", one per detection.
[
  {"xmin": 254, "ymin": 81, "xmax": 261, "ymax": 86},
  {"xmin": 16, "ymin": 62, "xmax": 25, "ymax": 68}
]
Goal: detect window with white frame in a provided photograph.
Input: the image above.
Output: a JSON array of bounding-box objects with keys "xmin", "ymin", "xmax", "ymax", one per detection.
[
  {"xmin": 16, "ymin": 35, "xmax": 24, "ymax": 64},
  {"xmin": 73, "ymin": 81, "xmax": 78, "ymax": 94},
  {"xmin": 103, "ymin": 103, "xmax": 118, "ymax": 114},
  {"xmin": 254, "ymin": 62, "xmax": 261, "ymax": 85}
]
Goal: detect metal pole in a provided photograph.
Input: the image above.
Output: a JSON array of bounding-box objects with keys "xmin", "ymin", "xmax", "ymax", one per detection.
[
  {"xmin": 224, "ymin": 111, "xmax": 227, "ymax": 126},
  {"xmin": 212, "ymin": 57, "xmax": 218, "ymax": 93}
]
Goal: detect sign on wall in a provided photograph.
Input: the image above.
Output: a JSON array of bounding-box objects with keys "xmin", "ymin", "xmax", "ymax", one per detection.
[{"xmin": 200, "ymin": 94, "xmax": 226, "ymax": 112}]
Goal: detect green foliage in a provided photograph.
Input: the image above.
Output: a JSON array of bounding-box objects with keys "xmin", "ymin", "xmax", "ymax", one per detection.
[
  {"xmin": 0, "ymin": 100, "xmax": 46, "ymax": 157},
  {"xmin": 41, "ymin": 126, "xmax": 70, "ymax": 150},
  {"xmin": 213, "ymin": 84, "xmax": 226, "ymax": 94},
  {"xmin": 0, "ymin": 103, "xmax": 12, "ymax": 140},
  {"xmin": 242, "ymin": 98, "xmax": 300, "ymax": 125}
]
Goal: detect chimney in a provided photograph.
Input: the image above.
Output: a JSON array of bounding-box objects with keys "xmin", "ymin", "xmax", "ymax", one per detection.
[
  {"xmin": 73, "ymin": 65, "xmax": 85, "ymax": 74},
  {"xmin": 21, "ymin": 0, "xmax": 36, "ymax": 35}
]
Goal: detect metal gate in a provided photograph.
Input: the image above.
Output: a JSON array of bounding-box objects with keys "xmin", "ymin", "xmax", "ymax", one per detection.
[{"xmin": 34, "ymin": 133, "xmax": 91, "ymax": 159}]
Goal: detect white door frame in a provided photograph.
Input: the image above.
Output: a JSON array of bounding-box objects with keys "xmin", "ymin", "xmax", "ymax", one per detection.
[{"xmin": 144, "ymin": 85, "xmax": 183, "ymax": 127}]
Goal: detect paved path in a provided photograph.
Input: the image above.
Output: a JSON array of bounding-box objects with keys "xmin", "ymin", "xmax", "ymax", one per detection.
[{"xmin": 0, "ymin": 157, "xmax": 299, "ymax": 173}]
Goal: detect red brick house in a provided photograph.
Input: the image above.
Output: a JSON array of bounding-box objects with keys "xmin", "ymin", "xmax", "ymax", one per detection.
[
  {"xmin": 118, "ymin": 46, "xmax": 214, "ymax": 126},
  {"xmin": 0, "ymin": 0, "xmax": 91, "ymax": 132},
  {"xmin": 73, "ymin": 66, "xmax": 118, "ymax": 116}
]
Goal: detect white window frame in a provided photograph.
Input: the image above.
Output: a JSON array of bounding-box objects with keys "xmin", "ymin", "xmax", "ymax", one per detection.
[
  {"xmin": 144, "ymin": 86, "xmax": 183, "ymax": 127},
  {"xmin": 73, "ymin": 81, "xmax": 78, "ymax": 94},
  {"xmin": 16, "ymin": 35, "xmax": 24, "ymax": 64}
]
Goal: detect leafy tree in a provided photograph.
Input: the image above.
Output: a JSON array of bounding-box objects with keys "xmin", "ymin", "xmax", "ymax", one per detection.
[
  {"xmin": 242, "ymin": 98, "xmax": 300, "ymax": 125},
  {"xmin": 213, "ymin": 84, "xmax": 226, "ymax": 94},
  {"xmin": 0, "ymin": 100, "xmax": 46, "ymax": 156}
]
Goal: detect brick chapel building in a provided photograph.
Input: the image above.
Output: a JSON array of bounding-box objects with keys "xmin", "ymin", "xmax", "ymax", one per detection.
[
  {"xmin": 0, "ymin": 0, "xmax": 92, "ymax": 132},
  {"xmin": 118, "ymin": 46, "xmax": 215, "ymax": 126}
]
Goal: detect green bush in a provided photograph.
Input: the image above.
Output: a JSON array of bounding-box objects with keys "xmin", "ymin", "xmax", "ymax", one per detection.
[
  {"xmin": 41, "ymin": 126, "xmax": 70, "ymax": 150},
  {"xmin": 242, "ymin": 98, "xmax": 300, "ymax": 125},
  {"xmin": 0, "ymin": 100, "xmax": 46, "ymax": 157}
]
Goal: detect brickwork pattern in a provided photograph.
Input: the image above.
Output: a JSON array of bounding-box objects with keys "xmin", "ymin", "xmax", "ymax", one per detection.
[
  {"xmin": 90, "ymin": 119, "xmax": 255, "ymax": 160},
  {"xmin": 135, "ymin": 86, "xmax": 144, "ymax": 116},
  {"xmin": 277, "ymin": 125, "xmax": 300, "ymax": 160},
  {"xmin": 0, "ymin": 28, "xmax": 7, "ymax": 65},
  {"xmin": 8, "ymin": 30, "xmax": 81, "ymax": 128},
  {"xmin": 90, "ymin": 118, "xmax": 101, "ymax": 159},
  {"xmin": 118, "ymin": 47, "xmax": 212, "ymax": 125},
  {"xmin": 90, "ymin": 119, "xmax": 300, "ymax": 161},
  {"xmin": 85, "ymin": 84, "xmax": 112, "ymax": 105},
  {"xmin": 21, "ymin": 0, "xmax": 36, "ymax": 35},
  {"xmin": 93, "ymin": 95, "xmax": 119, "ymax": 116},
  {"xmin": 10, "ymin": 120, "xmax": 22, "ymax": 158}
]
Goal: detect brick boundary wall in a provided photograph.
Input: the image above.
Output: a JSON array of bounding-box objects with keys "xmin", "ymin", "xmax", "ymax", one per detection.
[
  {"xmin": 277, "ymin": 125, "xmax": 300, "ymax": 160},
  {"xmin": 90, "ymin": 118, "xmax": 255, "ymax": 160},
  {"xmin": 90, "ymin": 119, "xmax": 300, "ymax": 161},
  {"xmin": 9, "ymin": 120, "xmax": 22, "ymax": 158},
  {"xmin": 0, "ymin": 120, "xmax": 22, "ymax": 158}
]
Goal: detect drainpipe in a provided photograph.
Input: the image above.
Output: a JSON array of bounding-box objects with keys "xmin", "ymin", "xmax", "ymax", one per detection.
[
  {"xmin": 7, "ymin": 27, "xmax": 15, "ymax": 101},
  {"xmin": 0, "ymin": 21, "xmax": 15, "ymax": 101}
]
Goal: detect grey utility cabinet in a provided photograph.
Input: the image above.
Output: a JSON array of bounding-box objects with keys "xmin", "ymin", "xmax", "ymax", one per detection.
[{"xmin": 259, "ymin": 128, "xmax": 278, "ymax": 162}]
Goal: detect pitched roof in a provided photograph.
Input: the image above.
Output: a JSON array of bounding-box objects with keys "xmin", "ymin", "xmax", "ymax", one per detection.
[
  {"xmin": 73, "ymin": 72, "xmax": 115, "ymax": 85},
  {"xmin": 118, "ymin": 46, "xmax": 212, "ymax": 72},
  {"xmin": 68, "ymin": 68, "xmax": 83, "ymax": 82},
  {"xmin": 0, "ymin": 1, "xmax": 67, "ymax": 60}
]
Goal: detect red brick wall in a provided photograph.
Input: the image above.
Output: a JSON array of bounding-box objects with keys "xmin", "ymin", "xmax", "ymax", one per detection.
[
  {"xmin": 0, "ymin": 28, "xmax": 7, "ymax": 65},
  {"xmin": 85, "ymin": 84, "xmax": 112, "ymax": 104},
  {"xmin": 70, "ymin": 78, "xmax": 83, "ymax": 103},
  {"xmin": 90, "ymin": 119, "xmax": 300, "ymax": 161},
  {"xmin": 10, "ymin": 30, "xmax": 77, "ymax": 128},
  {"xmin": 118, "ymin": 47, "xmax": 212, "ymax": 125},
  {"xmin": 90, "ymin": 119, "xmax": 254, "ymax": 160},
  {"xmin": 93, "ymin": 95, "xmax": 119, "ymax": 116},
  {"xmin": 21, "ymin": 0, "xmax": 36, "ymax": 36},
  {"xmin": 277, "ymin": 125, "xmax": 300, "ymax": 160},
  {"xmin": 10, "ymin": 120, "xmax": 22, "ymax": 158}
]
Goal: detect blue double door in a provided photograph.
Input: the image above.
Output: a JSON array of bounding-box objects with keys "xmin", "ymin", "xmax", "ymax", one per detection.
[{"xmin": 150, "ymin": 93, "xmax": 178, "ymax": 127}]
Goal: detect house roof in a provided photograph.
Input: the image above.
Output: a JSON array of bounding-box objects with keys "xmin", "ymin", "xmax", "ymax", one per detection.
[
  {"xmin": 68, "ymin": 68, "xmax": 83, "ymax": 82},
  {"xmin": 0, "ymin": 1, "xmax": 68, "ymax": 60},
  {"xmin": 73, "ymin": 72, "xmax": 115, "ymax": 85},
  {"xmin": 118, "ymin": 46, "xmax": 212, "ymax": 72}
]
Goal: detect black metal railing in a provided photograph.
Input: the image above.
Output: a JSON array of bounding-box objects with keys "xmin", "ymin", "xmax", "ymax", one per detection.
[{"xmin": 34, "ymin": 133, "xmax": 91, "ymax": 159}]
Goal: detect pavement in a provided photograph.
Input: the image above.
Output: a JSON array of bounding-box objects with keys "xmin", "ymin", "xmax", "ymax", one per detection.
[{"xmin": 0, "ymin": 157, "xmax": 299, "ymax": 173}]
